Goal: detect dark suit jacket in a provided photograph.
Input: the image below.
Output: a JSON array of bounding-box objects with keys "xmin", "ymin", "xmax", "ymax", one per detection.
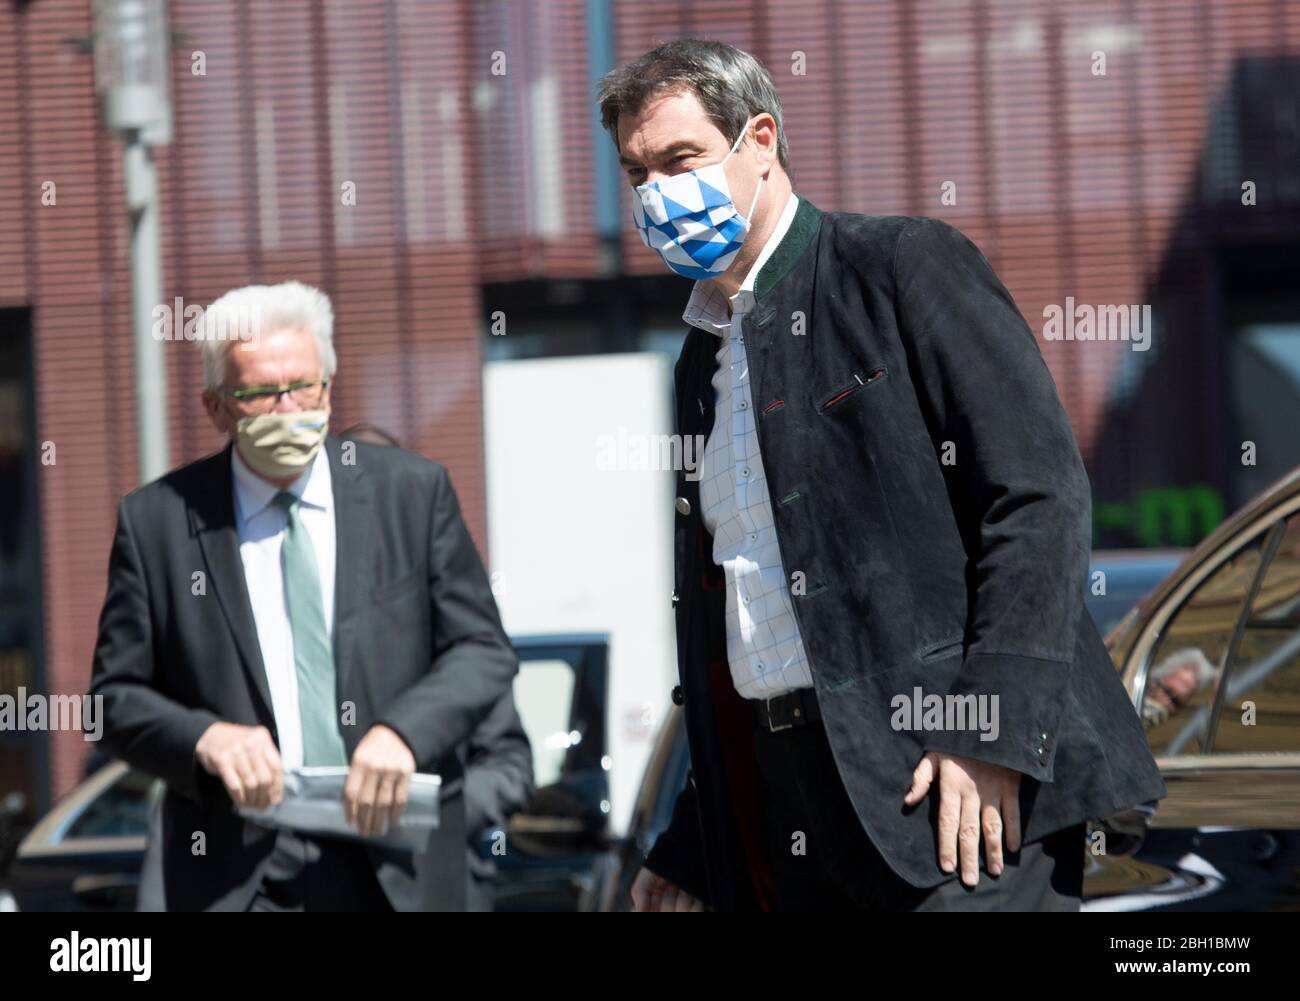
[
  {"xmin": 644, "ymin": 199, "xmax": 1167, "ymax": 910},
  {"xmin": 89, "ymin": 435, "xmax": 519, "ymax": 911}
]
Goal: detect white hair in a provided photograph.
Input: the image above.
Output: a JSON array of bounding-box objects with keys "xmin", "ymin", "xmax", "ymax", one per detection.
[
  {"xmin": 199, "ymin": 281, "xmax": 337, "ymax": 391},
  {"xmin": 1152, "ymin": 647, "xmax": 1218, "ymax": 686}
]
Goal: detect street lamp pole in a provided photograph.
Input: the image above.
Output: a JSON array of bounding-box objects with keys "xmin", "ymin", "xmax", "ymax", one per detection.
[
  {"xmin": 123, "ymin": 136, "xmax": 167, "ymax": 483},
  {"xmin": 94, "ymin": 0, "xmax": 173, "ymax": 484}
]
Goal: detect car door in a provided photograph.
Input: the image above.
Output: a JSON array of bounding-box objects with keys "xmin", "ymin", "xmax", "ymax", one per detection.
[
  {"xmin": 7, "ymin": 762, "xmax": 157, "ymax": 911},
  {"xmin": 484, "ymin": 633, "xmax": 612, "ymax": 912},
  {"xmin": 1085, "ymin": 505, "xmax": 1300, "ymax": 910}
]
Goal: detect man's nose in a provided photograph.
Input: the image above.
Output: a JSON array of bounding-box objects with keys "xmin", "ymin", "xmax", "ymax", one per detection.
[{"xmin": 272, "ymin": 394, "xmax": 303, "ymax": 413}]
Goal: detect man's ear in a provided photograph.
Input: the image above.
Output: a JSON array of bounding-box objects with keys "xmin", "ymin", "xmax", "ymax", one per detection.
[
  {"xmin": 201, "ymin": 390, "xmax": 231, "ymax": 437},
  {"xmin": 754, "ymin": 114, "xmax": 779, "ymax": 167}
]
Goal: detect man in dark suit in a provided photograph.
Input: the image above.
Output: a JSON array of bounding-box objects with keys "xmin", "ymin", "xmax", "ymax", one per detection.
[
  {"xmin": 89, "ymin": 281, "xmax": 519, "ymax": 911},
  {"xmin": 598, "ymin": 40, "xmax": 1166, "ymax": 912}
]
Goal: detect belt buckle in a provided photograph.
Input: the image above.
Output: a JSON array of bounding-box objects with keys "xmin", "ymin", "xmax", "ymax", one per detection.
[{"xmin": 765, "ymin": 695, "xmax": 794, "ymax": 732}]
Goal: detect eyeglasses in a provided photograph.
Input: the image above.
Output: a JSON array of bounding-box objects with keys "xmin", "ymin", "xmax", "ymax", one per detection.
[{"xmin": 222, "ymin": 378, "xmax": 330, "ymax": 414}]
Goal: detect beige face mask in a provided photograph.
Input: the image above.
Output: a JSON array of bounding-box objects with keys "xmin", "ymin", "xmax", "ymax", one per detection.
[{"xmin": 235, "ymin": 409, "xmax": 329, "ymax": 480}]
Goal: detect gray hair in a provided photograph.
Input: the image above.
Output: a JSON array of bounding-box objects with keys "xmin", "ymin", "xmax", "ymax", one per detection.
[
  {"xmin": 597, "ymin": 38, "xmax": 791, "ymax": 175},
  {"xmin": 198, "ymin": 281, "xmax": 337, "ymax": 391}
]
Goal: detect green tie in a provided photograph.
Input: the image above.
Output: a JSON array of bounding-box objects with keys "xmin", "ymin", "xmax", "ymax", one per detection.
[{"xmin": 273, "ymin": 491, "xmax": 348, "ymax": 767}]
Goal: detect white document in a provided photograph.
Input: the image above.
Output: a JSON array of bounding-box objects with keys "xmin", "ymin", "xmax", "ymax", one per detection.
[{"xmin": 237, "ymin": 767, "xmax": 441, "ymax": 854}]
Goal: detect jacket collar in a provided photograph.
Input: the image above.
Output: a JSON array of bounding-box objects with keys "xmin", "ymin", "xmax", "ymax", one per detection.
[
  {"xmin": 682, "ymin": 194, "xmax": 822, "ymax": 335},
  {"xmin": 754, "ymin": 195, "xmax": 821, "ymax": 300}
]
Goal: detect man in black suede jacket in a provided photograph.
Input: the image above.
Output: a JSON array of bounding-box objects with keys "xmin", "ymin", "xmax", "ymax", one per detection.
[{"xmin": 600, "ymin": 39, "xmax": 1166, "ymax": 913}]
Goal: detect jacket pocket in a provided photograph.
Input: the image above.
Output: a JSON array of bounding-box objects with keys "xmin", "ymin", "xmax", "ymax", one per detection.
[
  {"xmin": 917, "ymin": 633, "xmax": 964, "ymax": 664},
  {"xmin": 818, "ymin": 365, "xmax": 887, "ymax": 413}
]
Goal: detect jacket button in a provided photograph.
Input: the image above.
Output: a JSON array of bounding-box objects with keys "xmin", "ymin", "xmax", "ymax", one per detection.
[
  {"xmin": 675, "ymin": 496, "xmax": 691, "ymax": 516},
  {"xmin": 671, "ymin": 685, "xmax": 684, "ymax": 706},
  {"xmin": 671, "ymin": 590, "xmax": 679, "ymax": 605}
]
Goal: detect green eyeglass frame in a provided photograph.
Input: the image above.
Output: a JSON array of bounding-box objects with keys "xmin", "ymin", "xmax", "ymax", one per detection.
[{"xmin": 223, "ymin": 378, "xmax": 330, "ymax": 409}]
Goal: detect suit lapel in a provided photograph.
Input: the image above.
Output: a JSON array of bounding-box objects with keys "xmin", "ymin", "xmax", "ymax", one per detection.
[
  {"xmin": 327, "ymin": 435, "xmax": 372, "ymax": 697},
  {"xmin": 189, "ymin": 443, "xmax": 275, "ymax": 726}
]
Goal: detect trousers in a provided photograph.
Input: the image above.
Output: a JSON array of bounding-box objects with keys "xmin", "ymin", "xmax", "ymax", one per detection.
[
  {"xmin": 247, "ymin": 827, "xmax": 393, "ymax": 912},
  {"xmin": 752, "ymin": 714, "xmax": 1085, "ymax": 912}
]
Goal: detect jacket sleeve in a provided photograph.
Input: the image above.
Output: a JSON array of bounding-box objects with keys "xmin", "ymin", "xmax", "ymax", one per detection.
[
  {"xmin": 377, "ymin": 464, "xmax": 519, "ymax": 770},
  {"xmin": 88, "ymin": 498, "xmax": 223, "ymax": 806},
  {"xmin": 891, "ymin": 217, "xmax": 1091, "ymax": 782},
  {"xmin": 642, "ymin": 769, "xmax": 712, "ymax": 905}
]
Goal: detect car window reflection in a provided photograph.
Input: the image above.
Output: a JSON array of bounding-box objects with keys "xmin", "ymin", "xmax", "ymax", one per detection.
[
  {"xmin": 1142, "ymin": 536, "xmax": 1265, "ymax": 753},
  {"xmin": 1212, "ymin": 514, "xmax": 1300, "ymax": 753}
]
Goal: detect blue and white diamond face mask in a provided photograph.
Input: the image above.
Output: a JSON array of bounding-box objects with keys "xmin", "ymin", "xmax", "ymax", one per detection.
[{"xmin": 630, "ymin": 119, "xmax": 765, "ymax": 280}]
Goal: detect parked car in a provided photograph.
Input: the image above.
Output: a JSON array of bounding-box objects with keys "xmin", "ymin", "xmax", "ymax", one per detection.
[
  {"xmin": 1084, "ymin": 467, "xmax": 1300, "ymax": 910},
  {"xmin": 2, "ymin": 633, "xmax": 614, "ymax": 912}
]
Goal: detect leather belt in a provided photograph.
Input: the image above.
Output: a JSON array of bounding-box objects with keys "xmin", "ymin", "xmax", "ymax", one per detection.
[{"xmin": 751, "ymin": 687, "xmax": 821, "ymax": 732}]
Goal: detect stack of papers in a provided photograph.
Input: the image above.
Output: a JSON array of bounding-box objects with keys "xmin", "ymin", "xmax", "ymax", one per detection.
[{"xmin": 237, "ymin": 767, "xmax": 441, "ymax": 853}]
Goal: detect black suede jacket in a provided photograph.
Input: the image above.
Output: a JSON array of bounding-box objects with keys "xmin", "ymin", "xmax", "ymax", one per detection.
[{"xmin": 644, "ymin": 197, "xmax": 1167, "ymax": 910}]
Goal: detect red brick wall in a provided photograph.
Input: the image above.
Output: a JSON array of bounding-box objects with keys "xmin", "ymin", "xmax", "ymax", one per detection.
[{"xmin": 1, "ymin": 0, "xmax": 490, "ymax": 799}]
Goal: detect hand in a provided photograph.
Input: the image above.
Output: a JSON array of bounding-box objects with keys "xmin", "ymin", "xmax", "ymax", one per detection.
[
  {"xmin": 195, "ymin": 722, "xmax": 284, "ymax": 810},
  {"xmin": 903, "ymin": 751, "xmax": 1022, "ymax": 888},
  {"xmin": 344, "ymin": 724, "xmax": 416, "ymax": 837},
  {"xmin": 630, "ymin": 866, "xmax": 707, "ymax": 912}
]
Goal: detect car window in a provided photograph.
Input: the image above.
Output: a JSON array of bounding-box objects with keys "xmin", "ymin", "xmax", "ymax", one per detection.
[
  {"xmin": 63, "ymin": 768, "xmax": 159, "ymax": 841},
  {"xmin": 511, "ymin": 641, "xmax": 607, "ymax": 790},
  {"xmin": 1140, "ymin": 533, "xmax": 1268, "ymax": 756},
  {"xmin": 513, "ymin": 658, "xmax": 578, "ymax": 788},
  {"xmin": 1211, "ymin": 513, "xmax": 1300, "ymax": 753}
]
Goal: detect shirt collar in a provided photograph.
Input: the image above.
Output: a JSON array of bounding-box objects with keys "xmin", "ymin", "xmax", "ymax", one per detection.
[
  {"xmin": 682, "ymin": 191, "xmax": 799, "ymax": 336},
  {"xmin": 231, "ymin": 438, "xmax": 333, "ymax": 526}
]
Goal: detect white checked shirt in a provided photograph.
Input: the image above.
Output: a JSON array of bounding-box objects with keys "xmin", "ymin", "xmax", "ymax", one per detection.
[
  {"xmin": 231, "ymin": 443, "xmax": 336, "ymax": 771},
  {"xmin": 685, "ymin": 191, "xmax": 814, "ymax": 700}
]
